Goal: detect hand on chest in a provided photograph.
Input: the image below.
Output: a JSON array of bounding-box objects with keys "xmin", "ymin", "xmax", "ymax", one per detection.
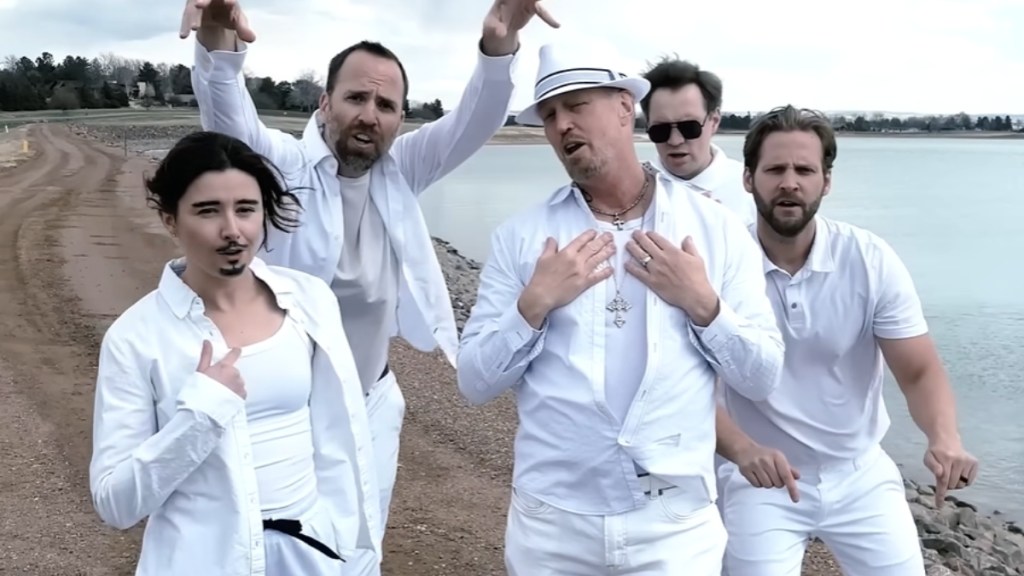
[{"xmin": 519, "ymin": 223, "xmax": 718, "ymax": 323}]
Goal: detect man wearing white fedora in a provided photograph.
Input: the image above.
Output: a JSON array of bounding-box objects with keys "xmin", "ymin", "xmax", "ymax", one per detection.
[{"xmin": 457, "ymin": 44, "xmax": 785, "ymax": 575}]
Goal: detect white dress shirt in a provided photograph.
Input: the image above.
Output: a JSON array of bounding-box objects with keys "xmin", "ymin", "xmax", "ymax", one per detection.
[
  {"xmin": 457, "ymin": 172, "xmax": 784, "ymax": 515},
  {"xmin": 652, "ymin": 143, "xmax": 756, "ymax": 226},
  {"xmin": 89, "ymin": 258, "xmax": 379, "ymax": 575},
  {"xmin": 724, "ymin": 217, "xmax": 929, "ymax": 465},
  {"xmin": 191, "ymin": 40, "xmax": 519, "ymax": 372}
]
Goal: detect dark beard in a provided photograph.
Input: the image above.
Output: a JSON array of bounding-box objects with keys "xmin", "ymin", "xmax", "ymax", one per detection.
[
  {"xmin": 334, "ymin": 138, "xmax": 377, "ymax": 174},
  {"xmin": 752, "ymin": 186, "xmax": 821, "ymax": 238}
]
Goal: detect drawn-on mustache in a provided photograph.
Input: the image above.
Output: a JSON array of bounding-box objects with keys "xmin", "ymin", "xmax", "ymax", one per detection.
[{"xmin": 216, "ymin": 242, "xmax": 247, "ymax": 255}]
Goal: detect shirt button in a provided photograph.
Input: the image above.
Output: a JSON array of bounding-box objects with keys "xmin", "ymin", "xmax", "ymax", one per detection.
[{"xmin": 790, "ymin": 303, "xmax": 798, "ymax": 309}]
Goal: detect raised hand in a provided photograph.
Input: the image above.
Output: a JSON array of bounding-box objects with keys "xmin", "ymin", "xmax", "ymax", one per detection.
[
  {"xmin": 196, "ymin": 339, "xmax": 246, "ymax": 399},
  {"xmin": 518, "ymin": 230, "xmax": 615, "ymax": 328},
  {"xmin": 484, "ymin": 0, "xmax": 560, "ymax": 38},
  {"xmin": 179, "ymin": 0, "xmax": 256, "ymax": 43}
]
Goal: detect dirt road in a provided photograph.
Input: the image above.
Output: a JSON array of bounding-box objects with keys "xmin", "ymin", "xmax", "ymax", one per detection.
[
  {"xmin": 0, "ymin": 125, "xmax": 841, "ymax": 575},
  {"xmin": 0, "ymin": 124, "xmax": 516, "ymax": 575}
]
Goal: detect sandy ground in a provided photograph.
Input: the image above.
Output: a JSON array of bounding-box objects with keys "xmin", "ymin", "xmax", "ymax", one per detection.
[{"xmin": 0, "ymin": 124, "xmax": 842, "ymax": 575}]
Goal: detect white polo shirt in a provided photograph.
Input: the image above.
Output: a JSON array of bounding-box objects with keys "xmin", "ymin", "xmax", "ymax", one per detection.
[{"xmin": 722, "ymin": 216, "xmax": 929, "ymax": 465}]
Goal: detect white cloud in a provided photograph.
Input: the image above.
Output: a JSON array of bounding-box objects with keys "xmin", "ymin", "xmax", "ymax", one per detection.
[{"xmin": 0, "ymin": 0, "xmax": 1019, "ymax": 115}]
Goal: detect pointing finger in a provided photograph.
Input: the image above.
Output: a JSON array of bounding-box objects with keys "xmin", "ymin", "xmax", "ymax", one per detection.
[
  {"xmin": 777, "ymin": 461, "xmax": 800, "ymax": 503},
  {"xmin": 197, "ymin": 339, "xmax": 212, "ymax": 371},
  {"xmin": 534, "ymin": 3, "xmax": 560, "ymax": 28}
]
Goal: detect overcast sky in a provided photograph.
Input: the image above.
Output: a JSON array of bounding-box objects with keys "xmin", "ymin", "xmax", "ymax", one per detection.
[{"xmin": 1, "ymin": 0, "xmax": 1020, "ymax": 115}]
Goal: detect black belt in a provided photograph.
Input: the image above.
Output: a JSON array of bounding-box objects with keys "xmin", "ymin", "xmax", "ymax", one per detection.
[
  {"xmin": 262, "ymin": 518, "xmax": 344, "ymax": 562},
  {"xmin": 365, "ymin": 364, "xmax": 391, "ymax": 398}
]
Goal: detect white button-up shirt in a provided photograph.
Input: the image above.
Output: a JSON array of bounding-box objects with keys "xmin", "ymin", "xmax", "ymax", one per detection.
[
  {"xmin": 191, "ymin": 40, "xmax": 519, "ymax": 367},
  {"xmin": 724, "ymin": 217, "xmax": 929, "ymax": 465},
  {"xmin": 457, "ymin": 173, "xmax": 784, "ymax": 515},
  {"xmin": 89, "ymin": 258, "xmax": 379, "ymax": 576},
  {"xmin": 652, "ymin": 143, "xmax": 756, "ymax": 226}
]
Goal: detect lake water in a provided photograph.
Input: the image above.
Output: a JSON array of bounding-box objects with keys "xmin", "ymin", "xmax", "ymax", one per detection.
[{"xmin": 419, "ymin": 134, "xmax": 1024, "ymax": 522}]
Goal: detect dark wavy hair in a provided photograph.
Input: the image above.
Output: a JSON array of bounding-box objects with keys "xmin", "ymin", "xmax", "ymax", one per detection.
[{"xmin": 144, "ymin": 131, "xmax": 302, "ymax": 250}]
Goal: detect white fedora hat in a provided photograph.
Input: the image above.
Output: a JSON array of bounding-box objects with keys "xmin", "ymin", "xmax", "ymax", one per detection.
[{"xmin": 515, "ymin": 43, "xmax": 650, "ymax": 127}]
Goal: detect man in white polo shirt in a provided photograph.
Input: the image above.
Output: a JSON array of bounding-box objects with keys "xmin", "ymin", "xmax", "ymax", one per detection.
[
  {"xmin": 715, "ymin": 105, "xmax": 979, "ymax": 575},
  {"xmin": 457, "ymin": 44, "xmax": 785, "ymax": 575},
  {"xmin": 640, "ymin": 57, "xmax": 755, "ymax": 225}
]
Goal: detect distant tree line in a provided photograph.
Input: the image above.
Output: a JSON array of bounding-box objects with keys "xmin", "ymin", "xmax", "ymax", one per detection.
[
  {"xmin": 1, "ymin": 50, "xmax": 1019, "ymax": 134},
  {"xmin": 679, "ymin": 112, "xmax": 1020, "ymax": 133},
  {"xmin": 0, "ymin": 50, "xmax": 450, "ymax": 120}
]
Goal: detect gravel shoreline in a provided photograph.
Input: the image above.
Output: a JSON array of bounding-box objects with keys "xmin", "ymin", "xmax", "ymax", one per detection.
[{"xmin": 72, "ymin": 122, "xmax": 1024, "ymax": 575}]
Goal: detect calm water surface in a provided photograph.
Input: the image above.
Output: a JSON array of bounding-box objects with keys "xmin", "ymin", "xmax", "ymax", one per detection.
[{"xmin": 420, "ymin": 134, "xmax": 1024, "ymax": 521}]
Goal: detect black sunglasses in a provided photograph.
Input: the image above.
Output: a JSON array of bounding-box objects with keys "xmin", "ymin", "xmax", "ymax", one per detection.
[{"xmin": 646, "ymin": 118, "xmax": 707, "ymax": 143}]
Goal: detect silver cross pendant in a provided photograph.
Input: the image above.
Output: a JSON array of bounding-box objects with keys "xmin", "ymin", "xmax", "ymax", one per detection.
[{"xmin": 606, "ymin": 293, "xmax": 631, "ymax": 328}]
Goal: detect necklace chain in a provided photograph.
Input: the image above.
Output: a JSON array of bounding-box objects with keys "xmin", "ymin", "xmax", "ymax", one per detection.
[
  {"xmin": 581, "ymin": 162, "xmax": 654, "ymax": 231},
  {"xmin": 585, "ymin": 163, "xmax": 656, "ymax": 327}
]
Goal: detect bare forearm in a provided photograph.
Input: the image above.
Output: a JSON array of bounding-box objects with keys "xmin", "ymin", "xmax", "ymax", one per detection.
[
  {"xmin": 197, "ymin": 27, "xmax": 238, "ymax": 52},
  {"xmin": 903, "ymin": 369, "xmax": 961, "ymax": 444},
  {"xmin": 716, "ymin": 405, "xmax": 758, "ymax": 463}
]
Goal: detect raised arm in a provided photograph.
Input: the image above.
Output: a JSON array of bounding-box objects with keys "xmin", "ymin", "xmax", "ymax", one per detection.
[
  {"xmin": 182, "ymin": 1, "xmax": 305, "ymax": 176},
  {"xmin": 89, "ymin": 334, "xmax": 246, "ymax": 530},
  {"xmin": 393, "ymin": 0, "xmax": 560, "ymax": 194}
]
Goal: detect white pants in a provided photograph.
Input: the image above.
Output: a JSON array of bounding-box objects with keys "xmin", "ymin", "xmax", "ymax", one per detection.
[
  {"xmin": 505, "ymin": 477, "xmax": 727, "ymax": 575},
  {"xmin": 721, "ymin": 444, "xmax": 925, "ymax": 576},
  {"xmin": 346, "ymin": 370, "xmax": 406, "ymax": 576},
  {"xmin": 264, "ymin": 501, "xmax": 344, "ymax": 575}
]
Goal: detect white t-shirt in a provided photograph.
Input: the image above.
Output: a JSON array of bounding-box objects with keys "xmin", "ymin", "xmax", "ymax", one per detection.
[{"xmin": 331, "ymin": 172, "xmax": 400, "ymax": 393}]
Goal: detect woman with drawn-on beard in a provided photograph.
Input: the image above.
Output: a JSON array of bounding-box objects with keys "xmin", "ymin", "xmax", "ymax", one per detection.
[{"xmin": 88, "ymin": 131, "xmax": 380, "ymax": 575}]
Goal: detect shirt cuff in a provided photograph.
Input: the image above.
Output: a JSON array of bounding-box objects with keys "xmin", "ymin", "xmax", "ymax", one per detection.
[
  {"xmin": 498, "ymin": 303, "xmax": 545, "ymax": 352},
  {"xmin": 194, "ymin": 38, "xmax": 248, "ymax": 83},
  {"xmin": 475, "ymin": 41, "xmax": 518, "ymax": 81},
  {"xmin": 175, "ymin": 372, "xmax": 246, "ymax": 429},
  {"xmin": 688, "ymin": 299, "xmax": 742, "ymax": 362}
]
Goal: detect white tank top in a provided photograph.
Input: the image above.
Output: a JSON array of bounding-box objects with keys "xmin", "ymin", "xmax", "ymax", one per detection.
[{"xmin": 235, "ymin": 314, "xmax": 318, "ymax": 518}]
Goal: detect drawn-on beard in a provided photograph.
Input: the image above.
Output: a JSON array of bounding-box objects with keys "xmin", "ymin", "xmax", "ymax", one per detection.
[
  {"xmin": 218, "ymin": 263, "xmax": 247, "ymax": 277},
  {"xmin": 216, "ymin": 241, "xmax": 249, "ymax": 277}
]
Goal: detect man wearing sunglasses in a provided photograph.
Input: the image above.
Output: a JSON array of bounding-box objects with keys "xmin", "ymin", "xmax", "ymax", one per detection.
[{"xmin": 640, "ymin": 58, "xmax": 755, "ymax": 226}]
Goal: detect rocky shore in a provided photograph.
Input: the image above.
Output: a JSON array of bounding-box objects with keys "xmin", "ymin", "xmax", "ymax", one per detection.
[{"xmin": 431, "ymin": 238, "xmax": 1023, "ymax": 576}]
